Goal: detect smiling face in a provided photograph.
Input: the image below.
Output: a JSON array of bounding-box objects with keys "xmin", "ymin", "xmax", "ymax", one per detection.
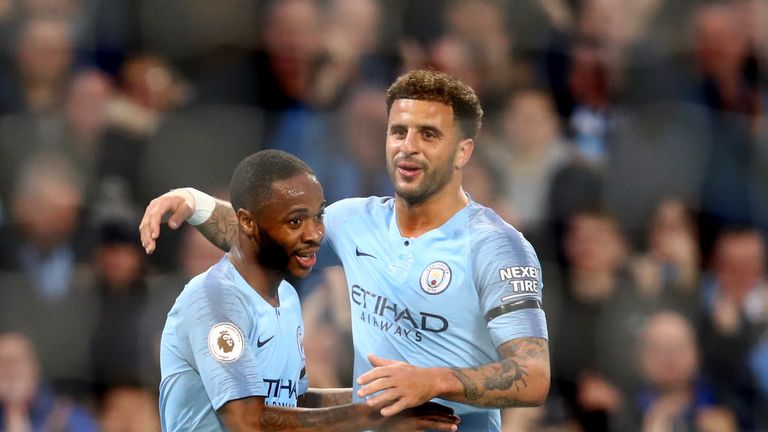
[
  {"xmin": 385, "ymin": 99, "xmax": 472, "ymax": 205},
  {"xmin": 250, "ymin": 172, "xmax": 325, "ymax": 279}
]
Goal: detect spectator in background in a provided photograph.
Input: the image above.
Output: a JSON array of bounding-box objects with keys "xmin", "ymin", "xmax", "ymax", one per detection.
[
  {"xmin": 3, "ymin": 15, "xmax": 75, "ymax": 113},
  {"xmin": 549, "ymin": 209, "xmax": 646, "ymax": 431},
  {"xmin": 634, "ymin": 311, "xmax": 738, "ymax": 432},
  {"xmin": 691, "ymin": 2, "xmax": 768, "ymax": 252},
  {"xmin": 698, "ymin": 227, "xmax": 768, "ymax": 429},
  {"xmin": 307, "ymin": 86, "xmax": 392, "ymax": 203},
  {"xmin": 88, "ymin": 218, "xmax": 154, "ymax": 391},
  {"xmin": 0, "ymin": 154, "xmax": 96, "ymax": 399},
  {"xmin": 310, "ymin": 0, "xmax": 390, "ymax": 108},
  {"xmin": 489, "ymin": 88, "xmax": 572, "ymax": 235},
  {"xmin": 98, "ymin": 385, "xmax": 160, "ymax": 432},
  {"xmin": 0, "ymin": 153, "xmax": 85, "ymax": 298},
  {"xmin": 631, "ymin": 198, "xmax": 701, "ymax": 318},
  {"xmin": 97, "ymin": 53, "xmax": 188, "ymax": 213},
  {"xmin": 0, "ymin": 332, "xmax": 98, "ymax": 431},
  {"xmin": 461, "ymin": 151, "xmax": 516, "ymax": 226},
  {"xmin": 0, "ymin": 69, "xmax": 113, "ymax": 209},
  {"xmin": 441, "ymin": 0, "xmax": 517, "ymax": 113}
]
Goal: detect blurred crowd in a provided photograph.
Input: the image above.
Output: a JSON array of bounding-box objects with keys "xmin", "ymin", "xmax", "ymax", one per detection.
[{"xmin": 0, "ymin": 0, "xmax": 767, "ymax": 430}]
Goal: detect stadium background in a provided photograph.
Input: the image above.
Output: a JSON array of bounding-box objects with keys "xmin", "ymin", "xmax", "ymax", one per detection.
[{"xmin": 0, "ymin": 0, "xmax": 767, "ymax": 430}]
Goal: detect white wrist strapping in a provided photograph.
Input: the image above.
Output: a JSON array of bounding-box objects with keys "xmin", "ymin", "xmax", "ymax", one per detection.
[{"xmin": 185, "ymin": 187, "xmax": 217, "ymax": 225}]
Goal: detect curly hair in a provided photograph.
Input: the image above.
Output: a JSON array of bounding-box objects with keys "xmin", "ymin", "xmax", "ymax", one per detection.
[{"xmin": 386, "ymin": 69, "xmax": 483, "ymax": 140}]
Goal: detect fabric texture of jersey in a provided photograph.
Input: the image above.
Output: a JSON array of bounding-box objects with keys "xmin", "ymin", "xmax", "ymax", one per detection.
[
  {"xmin": 323, "ymin": 196, "xmax": 548, "ymax": 431},
  {"xmin": 159, "ymin": 256, "xmax": 307, "ymax": 432}
]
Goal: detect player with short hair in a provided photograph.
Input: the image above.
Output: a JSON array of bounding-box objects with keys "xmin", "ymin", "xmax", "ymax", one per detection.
[
  {"xmin": 144, "ymin": 70, "xmax": 550, "ymax": 431},
  {"xmin": 159, "ymin": 149, "xmax": 460, "ymax": 431}
]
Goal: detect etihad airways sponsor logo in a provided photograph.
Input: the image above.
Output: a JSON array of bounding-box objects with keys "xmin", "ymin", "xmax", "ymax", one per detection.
[{"xmin": 350, "ymin": 284, "xmax": 449, "ymax": 342}]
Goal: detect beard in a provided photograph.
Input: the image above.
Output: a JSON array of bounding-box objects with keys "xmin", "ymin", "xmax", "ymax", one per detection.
[
  {"xmin": 388, "ymin": 154, "xmax": 456, "ymax": 205},
  {"xmin": 257, "ymin": 231, "xmax": 291, "ymax": 272}
]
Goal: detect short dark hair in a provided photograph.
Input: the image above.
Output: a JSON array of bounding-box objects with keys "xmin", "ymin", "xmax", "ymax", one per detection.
[
  {"xmin": 229, "ymin": 150, "xmax": 315, "ymax": 213},
  {"xmin": 386, "ymin": 69, "xmax": 483, "ymax": 140}
]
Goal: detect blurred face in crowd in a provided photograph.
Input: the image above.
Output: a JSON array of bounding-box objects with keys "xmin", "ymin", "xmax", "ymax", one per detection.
[
  {"xmin": 100, "ymin": 387, "xmax": 161, "ymax": 432},
  {"xmin": 325, "ymin": 0, "xmax": 380, "ymax": 56},
  {"xmin": 341, "ymin": 88, "xmax": 388, "ymax": 169},
  {"xmin": 0, "ymin": 334, "xmax": 39, "ymax": 407},
  {"xmin": 714, "ymin": 230, "xmax": 766, "ymax": 301},
  {"xmin": 96, "ymin": 243, "xmax": 144, "ymax": 290},
  {"xmin": 428, "ymin": 36, "xmax": 481, "ymax": 93},
  {"xmin": 640, "ymin": 312, "xmax": 699, "ymax": 391},
  {"xmin": 385, "ymin": 99, "xmax": 472, "ymax": 205},
  {"xmin": 649, "ymin": 199, "xmax": 697, "ymax": 259},
  {"xmin": 16, "ymin": 16, "xmax": 73, "ymax": 84},
  {"xmin": 13, "ymin": 158, "xmax": 82, "ymax": 250},
  {"xmin": 65, "ymin": 70, "xmax": 113, "ymax": 139},
  {"xmin": 263, "ymin": 0, "xmax": 322, "ymax": 82},
  {"xmin": 565, "ymin": 212, "xmax": 627, "ymax": 274},
  {"xmin": 502, "ymin": 90, "xmax": 560, "ymax": 154},
  {"xmin": 443, "ymin": 0, "xmax": 505, "ymax": 45},
  {"xmin": 694, "ymin": 4, "xmax": 750, "ymax": 77}
]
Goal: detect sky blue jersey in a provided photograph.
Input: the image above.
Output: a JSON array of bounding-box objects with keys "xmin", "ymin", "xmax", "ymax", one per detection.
[
  {"xmin": 159, "ymin": 256, "xmax": 308, "ymax": 432},
  {"xmin": 323, "ymin": 196, "xmax": 548, "ymax": 431}
]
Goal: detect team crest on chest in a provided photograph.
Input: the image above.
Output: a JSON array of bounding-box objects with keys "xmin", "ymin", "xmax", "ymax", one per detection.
[
  {"xmin": 208, "ymin": 322, "xmax": 244, "ymax": 363},
  {"xmin": 420, "ymin": 261, "xmax": 452, "ymax": 295}
]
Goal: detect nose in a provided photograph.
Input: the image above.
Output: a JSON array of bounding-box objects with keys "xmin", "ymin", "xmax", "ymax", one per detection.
[
  {"xmin": 303, "ymin": 218, "xmax": 324, "ymax": 245},
  {"xmin": 400, "ymin": 129, "xmax": 419, "ymax": 155}
]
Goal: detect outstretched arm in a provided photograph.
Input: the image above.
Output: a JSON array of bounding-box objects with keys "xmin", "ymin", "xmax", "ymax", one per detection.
[
  {"xmin": 219, "ymin": 397, "xmax": 460, "ymax": 432},
  {"xmin": 139, "ymin": 188, "xmax": 238, "ymax": 254},
  {"xmin": 357, "ymin": 337, "xmax": 549, "ymax": 416}
]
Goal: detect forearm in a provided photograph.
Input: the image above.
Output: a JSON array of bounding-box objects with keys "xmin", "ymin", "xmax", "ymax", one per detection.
[
  {"xmin": 298, "ymin": 388, "xmax": 353, "ymax": 408},
  {"xmin": 435, "ymin": 337, "xmax": 550, "ymax": 408},
  {"xmin": 226, "ymin": 400, "xmax": 381, "ymax": 432},
  {"xmin": 197, "ymin": 199, "xmax": 238, "ymax": 252}
]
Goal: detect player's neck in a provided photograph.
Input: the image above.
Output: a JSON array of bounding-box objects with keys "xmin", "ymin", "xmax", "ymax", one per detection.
[
  {"xmin": 395, "ymin": 185, "xmax": 468, "ymax": 238},
  {"xmin": 228, "ymin": 245, "xmax": 282, "ymax": 307}
]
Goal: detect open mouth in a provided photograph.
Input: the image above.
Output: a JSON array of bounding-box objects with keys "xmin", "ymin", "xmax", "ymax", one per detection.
[{"xmin": 294, "ymin": 251, "xmax": 317, "ymax": 269}]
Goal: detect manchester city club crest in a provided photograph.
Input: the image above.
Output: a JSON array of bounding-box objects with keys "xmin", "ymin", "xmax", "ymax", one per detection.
[{"xmin": 420, "ymin": 261, "xmax": 452, "ymax": 295}]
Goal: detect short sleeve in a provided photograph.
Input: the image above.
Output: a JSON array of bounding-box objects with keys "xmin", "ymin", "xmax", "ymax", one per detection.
[
  {"xmin": 180, "ymin": 279, "xmax": 266, "ymax": 410},
  {"xmin": 473, "ymin": 225, "xmax": 548, "ymax": 347}
]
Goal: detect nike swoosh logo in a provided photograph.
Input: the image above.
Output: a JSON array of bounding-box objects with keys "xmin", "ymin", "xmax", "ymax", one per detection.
[
  {"xmin": 355, "ymin": 247, "xmax": 376, "ymax": 259},
  {"xmin": 256, "ymin": 335, "xmax": 275, "ymax": 348}
]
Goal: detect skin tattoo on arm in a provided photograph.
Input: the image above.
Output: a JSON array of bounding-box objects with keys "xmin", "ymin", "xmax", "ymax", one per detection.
[
  {"xmin": 197, "ymin": 201, "xmax": 239, "ymax": 252},
  {"xmin": 449, "ymin": 337, "xmax": 548, "ymax": 407}
]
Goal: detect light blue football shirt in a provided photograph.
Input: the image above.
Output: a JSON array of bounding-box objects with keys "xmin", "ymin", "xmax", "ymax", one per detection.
[
  {"xmin": 323, "ymin": 196, "xmax": 548, "ymax": 431},
  {"xmin": 159, "ymin": 256, "xmax": 308, "ymax": 432}
]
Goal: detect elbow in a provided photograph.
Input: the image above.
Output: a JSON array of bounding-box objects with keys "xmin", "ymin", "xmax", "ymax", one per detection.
[{"xmin": 516, "ymin": 361, "xmax": 551, "ymax": 407}]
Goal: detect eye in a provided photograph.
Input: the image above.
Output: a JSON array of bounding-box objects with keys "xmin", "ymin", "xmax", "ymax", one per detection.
[
  {"xmin": 423, "ymin": 129, "xmax": 438, "ymax": 139},
  {"xmin": 289, "ymin": 218, "xmax": 302, "ymax": 227},
  {"xmin": 389, "ymin": 126, "xmax": 406, "ymax": 138}
]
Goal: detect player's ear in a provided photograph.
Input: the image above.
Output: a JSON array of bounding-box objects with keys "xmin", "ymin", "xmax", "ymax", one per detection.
[
  {"xmin": 455, "ymin": 138, "xmax": 474, "ymax": 169},
  {"xmin": 236, "ymin": 208, "xmax": 256, "ymax": 236}
]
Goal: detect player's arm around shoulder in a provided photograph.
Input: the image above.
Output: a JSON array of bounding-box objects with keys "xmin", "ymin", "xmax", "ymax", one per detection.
[
  {"xmin": 218, "ymin": 395, "xmax": 460, "ymax": 432},
  {"xmin": 139, "ymin": 187, "xmax": 237, "ymax": 254}
]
